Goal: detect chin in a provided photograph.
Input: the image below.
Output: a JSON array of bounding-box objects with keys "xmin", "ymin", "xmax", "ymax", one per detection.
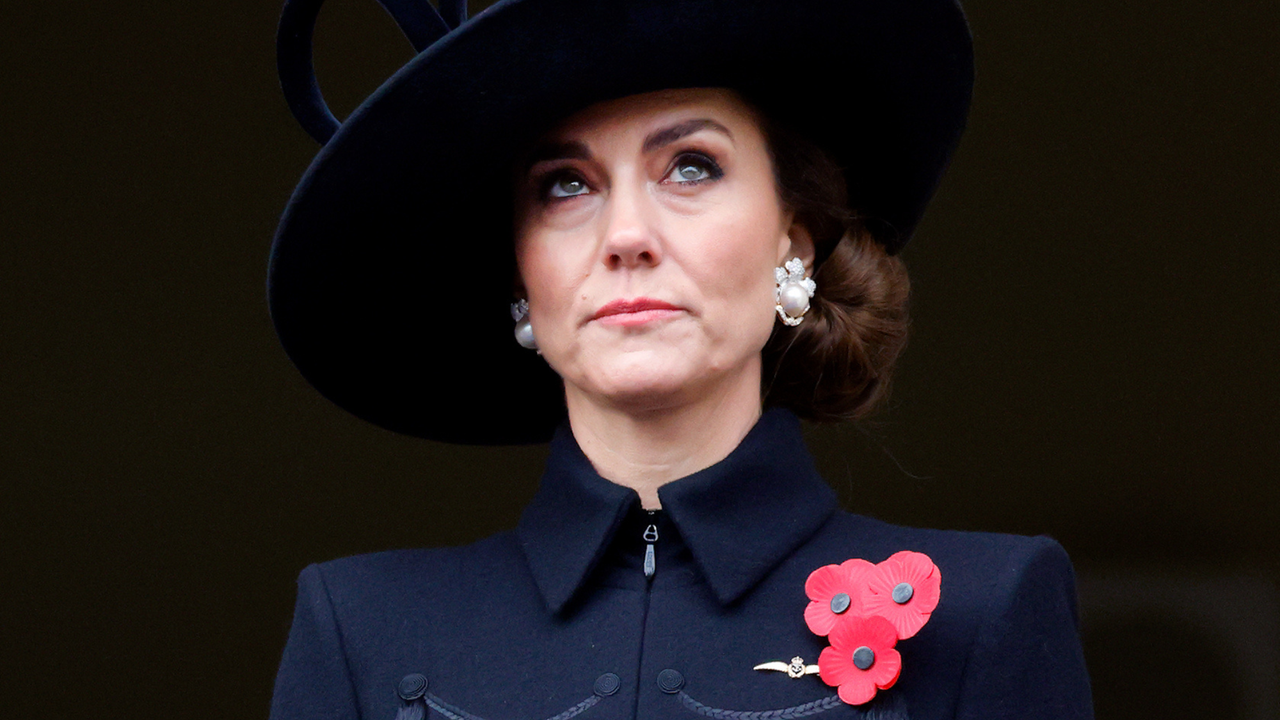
[{"xmin": 583, "ymin": 359, "xmax": 701, "ymax": 409}]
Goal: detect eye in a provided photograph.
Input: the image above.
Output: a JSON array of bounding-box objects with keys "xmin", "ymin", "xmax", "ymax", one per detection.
[
  {"xmin": 546, "ymin": 173, "xmax": 590, "ymax": 199},
  {"xmin": 664, "ymin": 153, "xmax": 722, "ymax": 185}
]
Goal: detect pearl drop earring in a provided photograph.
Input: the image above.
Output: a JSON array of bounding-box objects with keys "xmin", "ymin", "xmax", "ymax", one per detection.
[
  {"xmin": 511, "ymin": 299, "xmax": 538, "ymax": 350},
  {"xmin": 775, "ymin": 258, "xmax": 816, "ymax": 326}
]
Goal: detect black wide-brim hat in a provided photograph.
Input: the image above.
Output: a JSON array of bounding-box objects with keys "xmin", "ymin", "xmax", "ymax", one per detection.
[{"xmin": 269, "ymin": 0, "xmax": 973, "ymax": 445}]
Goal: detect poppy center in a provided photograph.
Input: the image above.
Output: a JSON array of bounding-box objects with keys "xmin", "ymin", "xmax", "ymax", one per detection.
[
  {"xmin": 830, "ymin": 592, "xmax": 851, "ymax": 614},
  {"xmin": 892, "ymin": 582, "xmax": 914, "ymax": 604},
  {"xmin": 852, "ymin": 646, "xmax": 875, "ymax": 670}
]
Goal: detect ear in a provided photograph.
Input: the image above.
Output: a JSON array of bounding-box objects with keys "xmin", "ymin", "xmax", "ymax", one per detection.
[{"xmin": 778, "ymin": 214, "xmax": 817, "ymax": 274}]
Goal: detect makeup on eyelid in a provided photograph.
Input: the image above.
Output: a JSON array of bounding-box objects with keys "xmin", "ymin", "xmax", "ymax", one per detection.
[{"xmin": 532, "ymin": 150, "xmax": 725, "ymax": 204}]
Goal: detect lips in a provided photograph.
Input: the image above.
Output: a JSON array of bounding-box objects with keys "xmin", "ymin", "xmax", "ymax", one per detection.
[{"xmin": 589, "ymin": 297, "xmax": 684, "ymax": 325}]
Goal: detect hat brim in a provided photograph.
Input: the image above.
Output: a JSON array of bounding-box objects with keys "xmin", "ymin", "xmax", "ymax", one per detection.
[{"xmin": 269, "ymin": 0, "xmax": 973, "ymax": 444}]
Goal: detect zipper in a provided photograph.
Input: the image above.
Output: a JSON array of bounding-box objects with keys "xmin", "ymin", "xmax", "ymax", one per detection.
[
  {"xmin": 632, "ymin": 510, "xmax": 659, "ymax": 720},
  {"xmin": 642, "ymin": 513, "xmax": 659, "ymax": 580}
]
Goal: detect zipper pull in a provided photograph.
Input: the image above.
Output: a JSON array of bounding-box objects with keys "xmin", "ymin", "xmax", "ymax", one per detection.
[{"xmin": 643, "ymin": 522, "xmax": 659, "ymax": 579}]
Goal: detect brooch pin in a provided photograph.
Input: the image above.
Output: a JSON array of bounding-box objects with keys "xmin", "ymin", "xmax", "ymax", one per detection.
[
  {"xmin": 755, "ymin": 550, "xmax": 941, "ymax": 707},
  {"xmin": 753, "ymin": 656, "xmax": 820, "ymax": 678}
]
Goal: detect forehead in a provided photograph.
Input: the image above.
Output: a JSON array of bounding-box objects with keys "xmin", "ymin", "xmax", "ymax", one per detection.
[{"xmin": 546, "ymin": 88, "xmax": 764, "ymax": 144}]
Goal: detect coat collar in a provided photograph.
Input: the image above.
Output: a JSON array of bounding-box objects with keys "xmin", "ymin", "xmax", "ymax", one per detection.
[{"xmin": 517, "ymin": 409, "xmax": 837, "ymax": 614}]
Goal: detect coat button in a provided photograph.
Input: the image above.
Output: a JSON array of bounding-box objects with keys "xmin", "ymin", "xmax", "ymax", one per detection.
[
  {"xmin": 397, "ymin": 673, "xmax": 428, "ymax": 701},
  {"xmin": 594, "ymin": 673, "xmax": 621, "ymax": 696},
  {"xmin": 657, "ymin": 669, "xmax": 684, "ymax": 694}
]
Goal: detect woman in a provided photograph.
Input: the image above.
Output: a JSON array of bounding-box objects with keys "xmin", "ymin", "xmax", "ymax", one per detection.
[{"xmin": 268, "ymin": 0, "xmax": 1093, "ymax": 718}]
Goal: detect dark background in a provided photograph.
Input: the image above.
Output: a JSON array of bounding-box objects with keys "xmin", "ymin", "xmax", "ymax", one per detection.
[{"xmin": 3, "ymin": 0, "xmax": 1277, "ymax": 717}]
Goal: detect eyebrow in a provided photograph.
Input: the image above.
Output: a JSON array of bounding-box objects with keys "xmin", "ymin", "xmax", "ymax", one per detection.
[
  {"xmin": 642, "ymin": 118, "xmax": 733, "ymax": 153},
  {"xmin": 523, "ymin": 140, "xmax": 592, "ymax": 171}
]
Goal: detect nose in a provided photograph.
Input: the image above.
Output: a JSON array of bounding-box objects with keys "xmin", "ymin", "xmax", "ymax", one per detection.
[{"xmin": 600, "ymin": 182, "xmax": 662, "ymax": 270}]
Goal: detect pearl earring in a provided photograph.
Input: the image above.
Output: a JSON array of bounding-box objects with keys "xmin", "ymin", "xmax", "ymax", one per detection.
[
  {"xmin": 775, "ymin": 258, "xmax": 816, "ymax": 326},
  {"xmin": 511, "ymin": 299, "xmax": 538, "ymax": 350}
]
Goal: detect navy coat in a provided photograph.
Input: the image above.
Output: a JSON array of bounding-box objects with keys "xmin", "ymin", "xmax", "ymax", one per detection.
[{"xmin": 270, "ymin": 410, "xmax": 1093, "ymax": 719}]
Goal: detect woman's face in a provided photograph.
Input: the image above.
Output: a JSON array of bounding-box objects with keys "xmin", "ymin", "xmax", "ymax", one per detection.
[{"xmin": 514, "ymin": 88, "xmax": 810, "ymax": 412}]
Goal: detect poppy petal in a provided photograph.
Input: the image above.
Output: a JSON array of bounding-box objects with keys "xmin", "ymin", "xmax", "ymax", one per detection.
[
  {"xmin": 836, "ymin": 676, "xmax": 878, "ymax": 706},
  {"xmin": 840, "ymin": 558, "xmax": 877, "ymax": 576},
  {"xmin": 805, "ymin": 599, "xmax": 838, "ymax": 636},
  {"xmin": 871, "ymin": 647, "xmax": 902, "ymax": 689},
  {"xmin": 818, "ymin": 645, "xmax": 853, "ymax": 687},
  {"xmin": 826, "ymin": 614, "xmax": 858, "ymax": 649},
  {"xmin": 863, "ymin": 592, "xmax": 930, "ymax": 639},
  {"xmin": 865, "ymin": 615, "xmax": 900, "ymax": 647},
  {"xmin": 888, "ymin": 551, "xmax": 940, "ymax": 587},
  {"xmin": 804, "ymin": 564, "xmax": 846, "ymax": 601}
]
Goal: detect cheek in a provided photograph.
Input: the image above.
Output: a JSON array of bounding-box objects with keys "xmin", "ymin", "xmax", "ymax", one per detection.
[
  {"xmin": 683, "ymin": 223, "xmax": 784, "ymax": 346},
  {"xmin": 514, "ymin": 235, "xmax": 556, "ymax": 319},
  {"xmin": 707, "ymin": 197, "xmax": 790, "ymax": 346},
  {"xmin": 515, "ymin": 231, "xmax": 590, "ymax": 342},
  {"xmin": 699, "ymin": 203, "xmax": 786, "ymax": 300}
]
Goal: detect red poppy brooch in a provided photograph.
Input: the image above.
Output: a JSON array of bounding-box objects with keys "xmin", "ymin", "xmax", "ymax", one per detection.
[{"xmin": 756, "ymin": 551, "xmax": 941, "ymax": 706}]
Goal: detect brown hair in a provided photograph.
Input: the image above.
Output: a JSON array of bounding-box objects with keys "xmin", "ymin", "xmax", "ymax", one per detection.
[{"xmin": 760, "ymin": 120, "xmax": 911, "ymax": 421}]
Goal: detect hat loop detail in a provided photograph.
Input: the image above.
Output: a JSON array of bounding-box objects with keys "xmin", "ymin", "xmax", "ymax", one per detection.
[{"xmin": 276, "ymin": 0, "xmax": 466, "ymax": 144}]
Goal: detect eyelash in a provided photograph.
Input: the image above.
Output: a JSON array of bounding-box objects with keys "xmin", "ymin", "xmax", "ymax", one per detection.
[
  {"xmin": 537, "ymin": 170, "xmax": 589, "ymax": 201},
  {"xmin": 665, "ymin": 152, "xmax": 724, "ymax": 186},
  {"xmin": 533, "ymin": 150, "xmax": 725, "ymax": 203}
]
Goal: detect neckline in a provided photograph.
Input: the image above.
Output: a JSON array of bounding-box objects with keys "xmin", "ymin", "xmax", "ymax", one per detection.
[{"xmin": 516, "ymin": 409, "xmax": 838, "ymax": 613}]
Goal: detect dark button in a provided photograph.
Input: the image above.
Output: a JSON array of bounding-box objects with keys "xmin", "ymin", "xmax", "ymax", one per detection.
[
  {"xmin": 657, "ymin": 669, "xmax": 685, "ymax": 694},
  {"xmin": 892, "ymin": 582, "xmax": 914, "ymax": 604},
  {"xmin": 397, "ymin": 673, "xmax": 428, "ymax": 701},
  {"xmin": 852, "ymin": 646, "xmax": 875, "ymax": 671},
  {"xmin": 829, "ymin": 592, "xmax": 851, "ymax": 614},
  {"xmin": 594, "ymin": 673, "xmax": 621, "ymax": 697}
]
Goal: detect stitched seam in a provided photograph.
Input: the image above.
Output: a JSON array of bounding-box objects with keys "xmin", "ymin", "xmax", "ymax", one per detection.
[
  {"xmin": 950, "ymin": 537, "xmax": 1049, "ymax": 718},
  {"xmin": 312, "ymin": 565, "xmax": 364, "ymax": 720},
  {"xmin": 677, "ymin": 691, "xmax": 845, "ymax": 719},
  {"xmin": 631, "ymin": 582, "xmax": 653, "ymax": 719}
]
